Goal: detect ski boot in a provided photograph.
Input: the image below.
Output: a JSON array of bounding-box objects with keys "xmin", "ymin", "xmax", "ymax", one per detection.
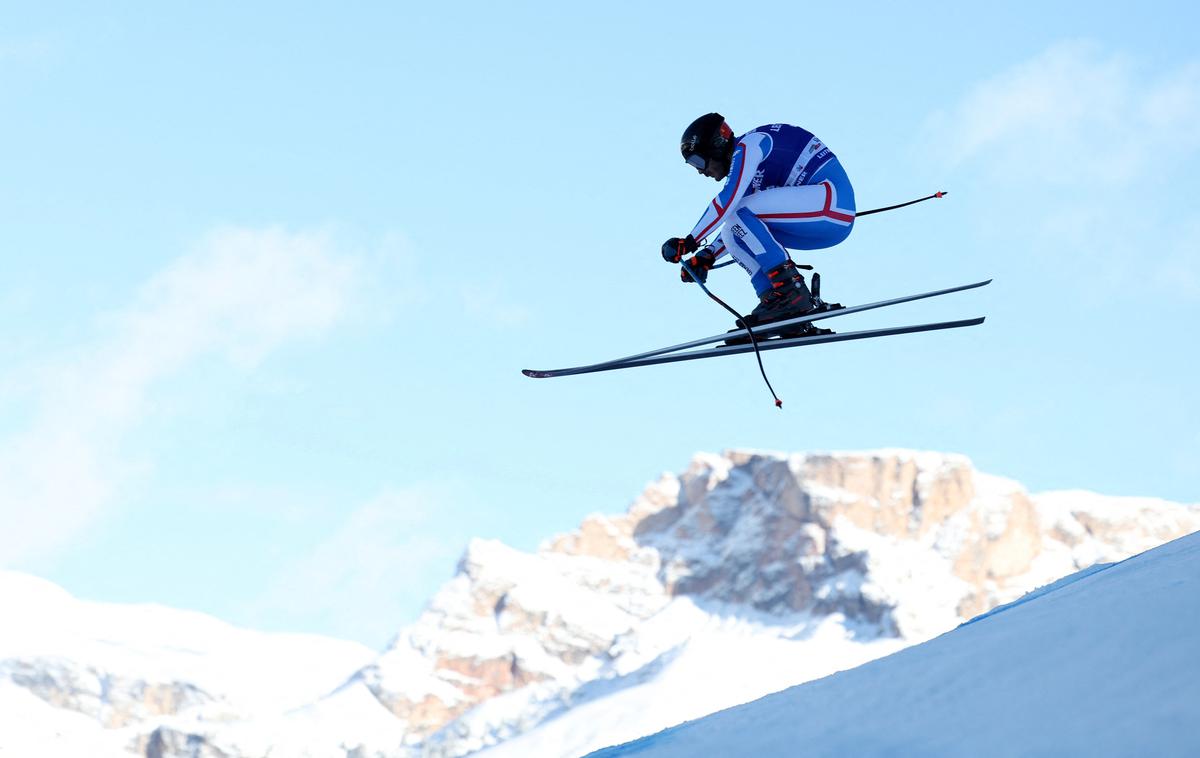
[{"xmin": 725, "ymin": 261, "xmax": 840, "ymax": 345}]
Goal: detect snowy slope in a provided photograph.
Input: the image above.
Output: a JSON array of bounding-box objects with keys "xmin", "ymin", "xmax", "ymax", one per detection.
[
  {"xmin": 589, "ymin": 530, "xmax": 1200, "ymax": 758},
  {"xmin": 474, "ymin": 604, "xmax": 908, "ymax": 758},
  {"xmin": 0, "ymin": 679, "xmax": 133, "ymax": 758},
  {"xmin": 0, "ymin": 571, "xmax": 376, "ymax": 754}
]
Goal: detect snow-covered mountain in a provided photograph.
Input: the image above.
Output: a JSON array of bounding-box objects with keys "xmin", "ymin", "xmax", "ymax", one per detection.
[
  {"xmin": 0, "ymin": 571, "xmax": 376, "ymax": 756},
  {"xmin": 589, "ymin": 527, "xmax": 1200, "ymax": 757},
  {"xmin": 2, "ymin": 449, "xmax": 1198, "ymax": 757}
]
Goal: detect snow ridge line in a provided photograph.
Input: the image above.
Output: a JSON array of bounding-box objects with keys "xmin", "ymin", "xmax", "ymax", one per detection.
[{"xmin": 958, "ymin": 561, "xmax": 1119, "ymax": 628}]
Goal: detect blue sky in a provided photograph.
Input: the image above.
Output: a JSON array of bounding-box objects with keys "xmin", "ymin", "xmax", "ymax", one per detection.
[{"xmin": 2, "ymin": 2, "xmax": 1198, "ymax": 646}]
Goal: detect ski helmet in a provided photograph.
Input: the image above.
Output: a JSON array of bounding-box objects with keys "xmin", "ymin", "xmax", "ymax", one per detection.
[{"xmin": 680, "ymin": 112, "xmax": 734, "ymax": 171}]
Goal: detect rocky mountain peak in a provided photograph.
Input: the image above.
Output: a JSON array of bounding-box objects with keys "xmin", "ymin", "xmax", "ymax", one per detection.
[
  {"xmin": 349, "ymin": 449, "xmax": 1198, "ymax": 754},
  {"xmin": 5, "ymin": 449, "xmax": 1197, "ymax": 758},
  {"xmin": 543, "ymin": 449, "xmax": 1004, "ymax": 621}
]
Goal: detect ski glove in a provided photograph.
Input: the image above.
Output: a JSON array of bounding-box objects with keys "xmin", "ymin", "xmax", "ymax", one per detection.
[
  {"xmin": 661, "ymin": 235, "xmax": 698, "ymax": 263},
  {"xmin": 680, "ymin": 248, "xmax": 717, "ymax": 284}
]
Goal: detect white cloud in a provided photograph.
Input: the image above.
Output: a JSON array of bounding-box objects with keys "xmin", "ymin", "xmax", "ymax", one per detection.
[
  {"xmin": 257, "ymin": 486, "xmax": 466, "ymax": 646},
  {"xmin": 0, "ymin": 227, "xmax": 360, "ymax": 566},
  {"xmin": 928, "ymin": 41, "xmax": 1200, "ymax": 186},
  {"xmin": 924, "ymin": 42, "xmax": 1200, "ymax": 299}
]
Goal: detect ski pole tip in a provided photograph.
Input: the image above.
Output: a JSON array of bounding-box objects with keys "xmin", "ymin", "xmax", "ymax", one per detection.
[
  {"xmin": 935, "ymin": 191, "xmax": 947, "ymax": 198},
  {"xmin": 775, "ymin": 399, "xmax": 783, "ymax": 409}
]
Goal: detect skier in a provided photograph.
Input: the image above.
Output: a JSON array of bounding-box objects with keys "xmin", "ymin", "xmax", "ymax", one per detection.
[{"xmin": 662, "ymin": 113, "xmax": 855, "ymax": 338}]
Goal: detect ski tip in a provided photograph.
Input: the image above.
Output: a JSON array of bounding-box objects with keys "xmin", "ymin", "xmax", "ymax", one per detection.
[{"xmin": 522, "ymin": 369, "xmax": 549, "ymax": 379}]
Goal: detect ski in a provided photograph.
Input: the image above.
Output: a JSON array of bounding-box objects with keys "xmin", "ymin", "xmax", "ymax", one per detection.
[
  {"xmin": 522, "ymin": 279, "xmax": 990, "ymax": 379},
  {"xmin": 523, "ymin": 317, "xmax": 984, "ymax": 378}
]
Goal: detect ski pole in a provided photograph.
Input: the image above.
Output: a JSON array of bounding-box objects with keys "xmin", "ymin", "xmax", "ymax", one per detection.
[
  {"xmin": 680, "ymin": 259, "xmax": 783, "ymax": 409},
  {"xmin": 855, "ymin": 190, "xmax": 946, "ymax": 217}
]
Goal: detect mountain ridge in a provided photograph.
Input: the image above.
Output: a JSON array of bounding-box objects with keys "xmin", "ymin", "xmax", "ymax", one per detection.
[{"xmin": 2, "ymin": 448, "xmax": 1197, "ymax": 757}]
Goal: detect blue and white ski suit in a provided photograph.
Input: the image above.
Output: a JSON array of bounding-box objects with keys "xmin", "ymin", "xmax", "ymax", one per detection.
[{"xmin": 687, "ymin": 124, "xmax": 855, "ymax": 295}]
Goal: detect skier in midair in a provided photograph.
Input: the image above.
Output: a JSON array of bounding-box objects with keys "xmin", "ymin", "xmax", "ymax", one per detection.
[{"xmin": 663, "ymin": 113, "xmax": 855, "ymax": 337}]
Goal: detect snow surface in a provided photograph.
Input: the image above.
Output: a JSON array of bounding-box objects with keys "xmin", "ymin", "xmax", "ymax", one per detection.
[
  {"xmin": 193, "ymin": 677, "xmax": 411, "ymax": 758},
  {"xmin": 0, "ymin": 679, "xmax": 134, "ymax": 757},
  {"xmin": 477, "ymin": 600, "xmax": 907, "ymax": 758},
  {"xmin": 0, "ymin": 570, "xmax": 377, "ymax": 740},
  {"xmin": 588, "ymin": 530, "xmax": 1200, "ymax": 757}
]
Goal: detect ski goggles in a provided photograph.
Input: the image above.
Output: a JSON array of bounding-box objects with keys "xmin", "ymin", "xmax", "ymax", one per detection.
[{"xmin": 684, "ymin": 153, "xmax": 708, "ymax": 171}]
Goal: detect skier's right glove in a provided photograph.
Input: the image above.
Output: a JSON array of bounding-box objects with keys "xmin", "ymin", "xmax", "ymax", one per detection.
[
  {"xmin": 680, "ymin": 248, "xmax": 717, "ymax": 284},
  {"xmin": 661, "ymin": 235, "xmax": 698, "ymax": 263}
]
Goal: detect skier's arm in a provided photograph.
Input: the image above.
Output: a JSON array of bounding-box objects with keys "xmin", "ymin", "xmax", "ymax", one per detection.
[{"xmin": 687, "ymin": 132, "xmax": 772, "ymax": 251}]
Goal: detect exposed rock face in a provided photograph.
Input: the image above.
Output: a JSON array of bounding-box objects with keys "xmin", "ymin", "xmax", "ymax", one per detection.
[
  {"xmin": 137, "ymin": 727, "xmax": 231, "ymax": 758},
  {"xmin": 1, "ymin": 658, "xmax": 216, "ymax": 729},
  {"xmin": 3, "ymin": 449, "xmax": 1197, "ymax": 758}
]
